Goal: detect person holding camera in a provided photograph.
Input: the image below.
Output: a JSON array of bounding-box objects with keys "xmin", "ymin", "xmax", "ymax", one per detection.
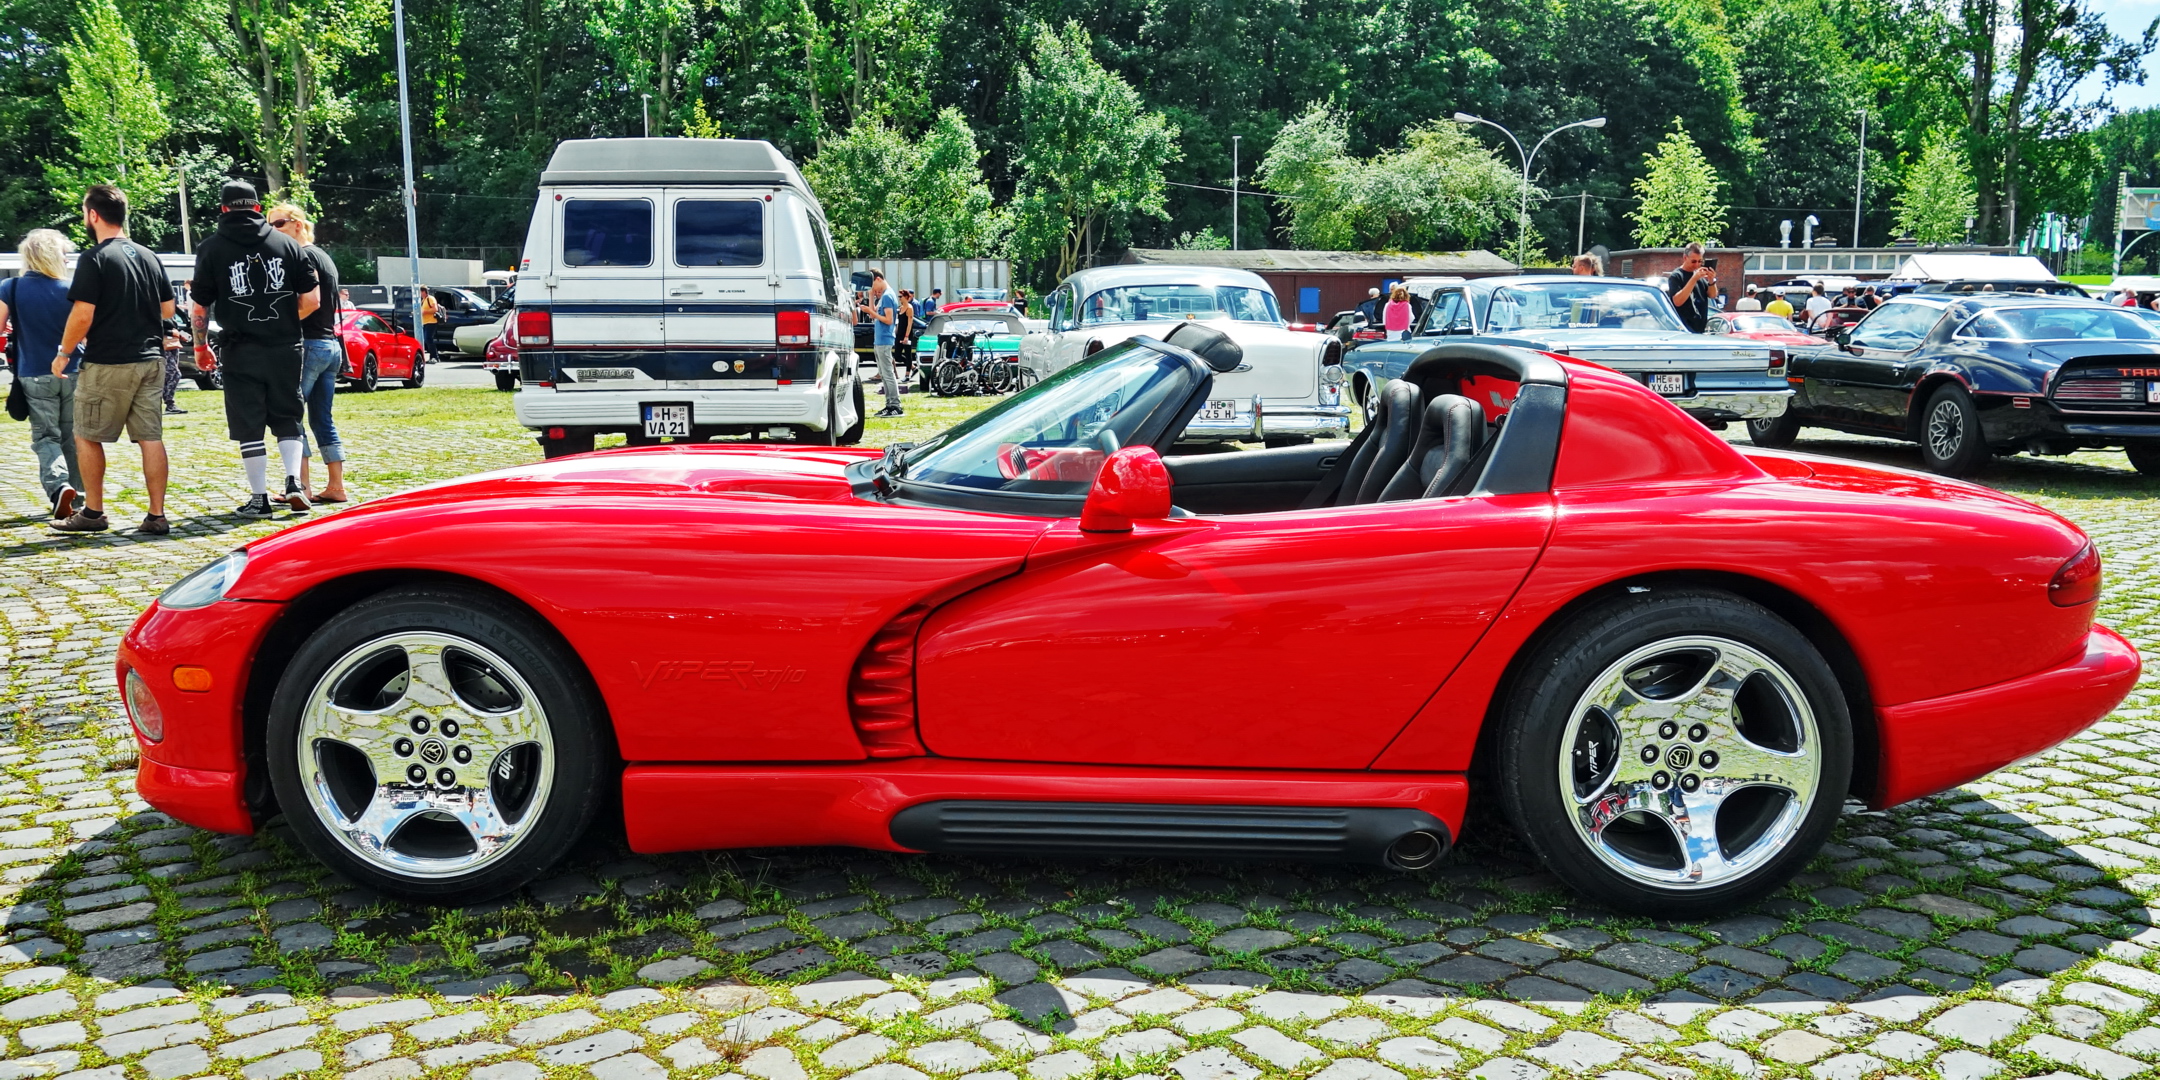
[{"xmin": 1665, "ymin": 243, "xmax": 1717, "ymax": 333}]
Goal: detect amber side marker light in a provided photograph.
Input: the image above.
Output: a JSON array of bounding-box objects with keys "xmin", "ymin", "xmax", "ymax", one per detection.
[
  {"xmin": 2050, "ymin": 542, "xmax": 2102, "ymax": 607},
  {"xmin": 172, "ymin": 666, "xmax": 214, "ymax": 693}
]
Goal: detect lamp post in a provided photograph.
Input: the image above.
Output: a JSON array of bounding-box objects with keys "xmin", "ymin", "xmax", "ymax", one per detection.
[
  {"xmin": 642, "ymin": 95, "xmax": 651, "ymax": 137},
  {"xmin": 1231, "ymin": 135, "xmax": 1241, "ymax": 251},
  {"xmin": 1453, "ymin": 113, "xmax": 1606, "ymax": 268},
  {"xmin": 392, "ymin": 0, "xmax": 421, "ymax": 303},
  {"xmin": 1851, "ymin": 110, "xmax": 1867, "ymax": 248}
]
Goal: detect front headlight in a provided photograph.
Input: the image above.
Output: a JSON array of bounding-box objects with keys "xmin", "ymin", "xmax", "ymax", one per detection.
[
  {"xmin": 124, "ymin": 669, "xmax": 165, "ymax": 742},
  {"xmin": 159, "ymin": 551, "xmax": 248, "ymax": 610}
]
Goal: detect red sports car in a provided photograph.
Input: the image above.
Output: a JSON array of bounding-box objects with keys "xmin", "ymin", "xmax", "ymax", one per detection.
[
  {"xmin": 1711, "ymin": 311, "xmax": 1820, "ymax": 349},
  {"xmin": 118, "ymin": 327, "xmax": 2137, "ymax": 915},
  {"xmin": 338, "ymin": 310, "xmax": 425, "ymax": 392}
]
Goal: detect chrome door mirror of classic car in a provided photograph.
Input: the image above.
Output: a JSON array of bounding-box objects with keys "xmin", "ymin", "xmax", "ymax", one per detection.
[{"xmin": 1080, "ymin": 446, "xmax": 1174, "ymax": 533}]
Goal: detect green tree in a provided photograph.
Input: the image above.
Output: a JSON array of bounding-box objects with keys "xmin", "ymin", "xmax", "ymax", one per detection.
[
  {"xmin": 1256, "ymin": 103, "xmax": 1521, "ymax": 253},
  {"xmin": 46, "ymin": 0, "xmax": 174, "ymax": 241},
  {"xmin": 1733, "ymin": 0, "xmax": 1869, "ymax": 236},
  {"xmin": 803, "ymin": 113, "xmax": 917, "ymax": 255},
  {"xmin": 587, "ymin": 0, "xmax": 697, "ymax": 136},
  {"xmin": 178, "ymin": 0, "xmax": 389, "ymax": 200},
  {"xmin": 1893, "ymin": 129, "xmax": 1977, "ymax": 244},
  {"xmin": 1628, "ymin": 120, "xmax": 1727, "ymax": 246},
  {"xmin": 909, "ymin": 107, "xmax": 1005, "ymax": 257},
  {"xmin": 1172, "ymin": 227, "xmax": 1230, "ymax": 250},
  {"xmin": 1009, "ymin": 21, "xmax": 1178, "ymax": 283}
]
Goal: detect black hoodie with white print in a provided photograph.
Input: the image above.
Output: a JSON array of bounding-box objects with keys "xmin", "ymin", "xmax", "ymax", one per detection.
[{"xmin": 190, "ymin": 208, "xmax": 318, "ymax": 349}]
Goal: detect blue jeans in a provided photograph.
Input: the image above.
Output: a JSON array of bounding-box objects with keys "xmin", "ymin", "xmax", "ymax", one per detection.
[
  {"xmin": 299, "ymin": 339, "xmax": 345, "ymax": 463},
  {"xmin": 20, "ymin": 375, "xmax": 82, "ymax": 500}
]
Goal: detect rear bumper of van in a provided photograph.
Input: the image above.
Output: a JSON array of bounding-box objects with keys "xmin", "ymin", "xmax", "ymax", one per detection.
[{"xmin": 515, "ymin": 385, "xmax": 832, "ymax": 431}]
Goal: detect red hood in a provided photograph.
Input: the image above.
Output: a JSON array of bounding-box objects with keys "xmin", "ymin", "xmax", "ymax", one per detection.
[{"xmin": 354, "ymin": 443, "xmax": 878, "ymax": 514}]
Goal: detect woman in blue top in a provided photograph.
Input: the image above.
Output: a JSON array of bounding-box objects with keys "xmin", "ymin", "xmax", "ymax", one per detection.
[{"xmin": 0, "ymin": 230, "xmax": 85, "ymax": 519}]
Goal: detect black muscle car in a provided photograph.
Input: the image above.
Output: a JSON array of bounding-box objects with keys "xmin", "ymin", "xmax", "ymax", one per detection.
[{"xmin": 1751, "ymin": 293, "xmax": 2160, "ymax": 476}]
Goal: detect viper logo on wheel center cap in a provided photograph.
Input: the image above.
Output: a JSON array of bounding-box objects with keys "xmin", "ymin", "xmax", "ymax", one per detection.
[
  {"xmin": 1666, "ymin": 745, "xmax": 1694, "ymax": 770},
  {"xmin": 419, "ymin": 739, "xmax": 449, "ymax": 765}
]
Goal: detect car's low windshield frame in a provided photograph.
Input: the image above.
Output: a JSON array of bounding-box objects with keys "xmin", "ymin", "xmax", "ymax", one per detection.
[
  {"xmin": 1487, "ymin": 283, "xmax": 1688, "ymax": 334},
  {"xmin": 1080, "ymin": 285, "xmax": 1282, "ymax": 326}
]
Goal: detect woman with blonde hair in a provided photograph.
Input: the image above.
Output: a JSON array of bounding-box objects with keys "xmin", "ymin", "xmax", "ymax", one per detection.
[
  {"xmin": 268, "ymin": 203, "xmax": 350, "ymax": 502},
  {"xmin": 0, "ymin": 229, "xmax": 85, "ymax": 518},
  {"xmin": 1382, "ymin": 282, "xmax": 1414, "ymax": 341}
]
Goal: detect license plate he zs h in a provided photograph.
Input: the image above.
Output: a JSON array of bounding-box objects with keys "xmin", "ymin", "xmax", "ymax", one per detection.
[{"xmin": 1649, "ymin": 373, "xmax": 1688, "ymax": 396}]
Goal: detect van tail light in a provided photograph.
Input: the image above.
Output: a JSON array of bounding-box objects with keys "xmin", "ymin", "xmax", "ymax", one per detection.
[
  {"xmin": 517, "ymin": 309, "xmax": 552, "ymax": 346},
  {"xmin": 2050, "ymin": 542, "xmax": 2102, "ymax": 606},
  {"xmin": 1767, "ymin": 348, "xmax": 1786, "ymax": 377},
  {"xmin": 776, "ymin": 310, "xmax": 811, "ymax": 346}
]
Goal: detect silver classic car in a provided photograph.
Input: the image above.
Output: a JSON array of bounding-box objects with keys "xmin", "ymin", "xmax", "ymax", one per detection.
[
  {"xmin": 1340, "ymin": 276, "xmax": 1791, "ymax": 425},
  {"xmin": 1021, "ymin": 265, "xmax": 1352, "ymax": 443}
]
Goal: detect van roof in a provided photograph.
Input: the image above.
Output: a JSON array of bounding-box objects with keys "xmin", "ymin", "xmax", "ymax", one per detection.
[{"xmin": 539, "ymin": 138, "xmax": 810, "ymax": 192}]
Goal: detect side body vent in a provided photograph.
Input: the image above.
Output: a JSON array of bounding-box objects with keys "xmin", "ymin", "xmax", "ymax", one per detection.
[
  {"xmin": 889, "ymin": 801, "xmax": 1450, "ymax": 868},
  {"xmin": 850, "ymin": 605, "xmax": 928, "ymax": 757}
]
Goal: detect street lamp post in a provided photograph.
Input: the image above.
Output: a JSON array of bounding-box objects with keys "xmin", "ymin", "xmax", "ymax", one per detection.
[
  {"xmin": 1852, "ymin": 110, "xmax": 1867, "ymax": 248},
  {"xmin": 1231, "ymin": 135, "xmax": 1241, "ymax": 251},
  {"xmin": 392, "ymin": 0, "xmax": 421, "ymax": 305},
  {"xmin": 1453, "ymin": 113, "xmax": 1606, "ymax": 268}
]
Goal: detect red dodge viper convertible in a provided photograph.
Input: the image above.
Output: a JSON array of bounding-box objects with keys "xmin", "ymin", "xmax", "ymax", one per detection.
[{"xmin": 120, "ymin": 326, "xmax": 2138, "ymax": 915}]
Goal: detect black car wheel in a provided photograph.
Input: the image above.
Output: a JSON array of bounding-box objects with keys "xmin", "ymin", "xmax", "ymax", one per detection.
[
  {"xmin": 493, "ymin": 371, "xmax": 517, "ymax": 392},
  {"xmin": 839, "ymin": 381, "xmax": 867, "ymax": 445},
  {"xmin": 357, "ymin": 355, "xmax": 380, "ymax": 393},
  {"xmin": 539, "ymin": 430, "xmax": 595, "ymax": 459},
  {"xmin": 2127, "ymin": 443, "xmax": 2160, "ymax": 476},
  {"xmin": 799, "ymin": 390, "xmax": 840, "ymax": 445},
  {"xmin": 1357, "ymin": 378, "xmax": 1380, "ymax": 425},
  {"xmin": 406, "ymin": 355, "xmax": 426, "ymax": 388},
  {"xmin": 265, "ymin": 586, "xmax": 610, "ymax": 904},
  {"xmin": 1917, "ymin": 383, "xmax": 1986, "ymax": 476},
  {"xmin": 194, "ymin": 371, "xmax": 221, "ymax": 392},
  {"xmin": 1495, "ymin": 589, "xmax": 1851, "ymax": 917},
  {"xmin": 1746, "ymin": 410, "xmax": 1801, "ymax": 449}
]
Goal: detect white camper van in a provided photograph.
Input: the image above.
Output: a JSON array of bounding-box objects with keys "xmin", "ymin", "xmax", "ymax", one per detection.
[{"xmin": 511, "ymin": 139, "xmax": 862, "ymax": 457}]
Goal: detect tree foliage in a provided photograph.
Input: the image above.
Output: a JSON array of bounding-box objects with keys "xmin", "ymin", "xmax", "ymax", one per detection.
[
  {"xmin": 1008, "ymin": 21, "xmax": 1178, "ymax": 283},
  {"xmin": 1894, "ymin": 129, "xmax": 1977, "ymax": 245},
  {"xmin": 46, "ymin": 0, "xmax": 174, "ymax": 241},
  {"xmin": 1257, "ymin": 103, "xmax": 1522, "ymax": 254},
  {"xmin": 803, "ymin": 107, "xmax": 1004, "ymax": 257},
  {"xmin": 1628, "ymin": 121, "xmax": 1727, "ymax": 247}
]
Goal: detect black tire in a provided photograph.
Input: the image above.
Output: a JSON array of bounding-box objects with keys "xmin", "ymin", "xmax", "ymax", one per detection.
[
  {"xmin": 357, "ymin": 355, "xmax": 379, "ymax": 393},
  {"xmin": 1494, "ymin": 589, "xmax": 1852, "ymax": 917},
  {"xmin": 1746, "ymin": 409, "xmax": 1802, "ymax": 449},
  {"xmin": 799, "ymin": 390, "xmax": 840, "ymax": 445},
  {"xmin": 839, "ymin": 381, "xmax": 867, "ymax": 445},
  {"xmin": 1358, "ymin": 378, "xmax": 1380, "ymax": 425},
  {"xmin": 1916, "ymin": 382, "xmax": 1987, "ymax": 476},
  {"xmin": 193, "ymin": 373, "xmax": 219, "ymax": 392},
  {"xmin": 264, "ymin": 586, "xmax": 612, "ymax": 904},
  {"xmin": 2126, "ymin": 443, "xmax": 2160, "ymax": 476},
  {"xmin": 406, "ymin": 355, "xmax": 426, "ymax": 388},
  {"xmin": 493, "ymin": 371, "xmax": 517, "ymax": 392}
]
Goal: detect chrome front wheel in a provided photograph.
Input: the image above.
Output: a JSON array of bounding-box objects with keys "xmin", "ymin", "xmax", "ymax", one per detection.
[
  {"xmin": 298, "ymin": 633, "xmax": 555, "ymax": 879},
  {"xmin": 268, "ymin": 587, "xmax": 608, "ymax": 903}
]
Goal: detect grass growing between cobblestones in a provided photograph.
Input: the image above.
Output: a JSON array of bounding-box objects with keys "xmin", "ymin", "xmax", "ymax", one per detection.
[{"xmin": 0, "ymin": 391, "xmax": 2158, "ymax": 1079}]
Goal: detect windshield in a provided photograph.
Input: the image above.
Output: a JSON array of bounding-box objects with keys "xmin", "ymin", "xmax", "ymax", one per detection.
[
  {"xmin": 1488, "ymin": 283, "xmax": 1685, "ymax": 333},
  {"xmin": 903, "ymin": 342, "xmax": 1199, "ymax": 496},
  {"xmin": 1726, "ymin": 314, "xmax": 1798, "ymax": 334},
  {"xmin": 957, "ymin": 289, "xmax": 1008, "ymax": 302},
  {"xmin": 1961, "ymin": 306, "xmax": 2160, "ymax": 341},
  {"xmin": 1081, "ymin": 285, "xmax": 1282, "ymax": 326}
]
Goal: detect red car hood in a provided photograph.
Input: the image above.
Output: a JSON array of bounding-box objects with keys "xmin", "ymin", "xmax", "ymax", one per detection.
[{"xmin": 373, "ymin": 443, "xmax": 880, "ymax": 508}]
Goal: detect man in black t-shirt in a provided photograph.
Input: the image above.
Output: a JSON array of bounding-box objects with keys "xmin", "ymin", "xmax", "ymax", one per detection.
[
  {"xmin": 1665, "ymin": 242, "xmax": 1717, "ymax": 333},
  {"xmin": 190, "ymin": 180, "xmax": 320, "ymax": 518},
  {"xmin": 51, "ymin": 184, "xmax": 175, "ymax": 535}
]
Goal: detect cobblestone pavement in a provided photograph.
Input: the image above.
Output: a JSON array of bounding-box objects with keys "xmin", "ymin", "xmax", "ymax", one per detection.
[{"xmin": 1, "ymin": 386, "xmax": 2158, "ymax": 1080}]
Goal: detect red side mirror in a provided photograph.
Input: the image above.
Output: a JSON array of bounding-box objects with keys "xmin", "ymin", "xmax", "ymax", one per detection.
[{"xmin": 1080, "ymin": 446, "xmax": 1173, "ymax": 533}]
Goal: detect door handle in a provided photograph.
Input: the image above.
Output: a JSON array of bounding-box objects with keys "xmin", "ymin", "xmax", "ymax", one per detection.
[{"xmin": 669, "ymin": 286, "xmax": 703, "ymax": 297}]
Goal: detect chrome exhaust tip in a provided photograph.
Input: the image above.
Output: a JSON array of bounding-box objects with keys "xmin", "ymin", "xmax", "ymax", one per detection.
[{"xmin": 1385, "ymin": 829, "xmax": 1446, "ymax": 871}]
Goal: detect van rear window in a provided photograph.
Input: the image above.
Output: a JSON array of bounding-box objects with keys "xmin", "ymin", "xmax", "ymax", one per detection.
[
  {"xmin": 563, "ymin": 200, "xmax": 653, "ymax": 266},
  {"xmin": 676, "ymin": 201, "xmax": 763, "ymax": 267}
]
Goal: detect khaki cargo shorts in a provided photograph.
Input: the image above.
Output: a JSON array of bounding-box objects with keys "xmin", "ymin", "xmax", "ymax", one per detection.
[{"xmin": 75, "ymin": 360, "xmax": 164, "ymax": 443}]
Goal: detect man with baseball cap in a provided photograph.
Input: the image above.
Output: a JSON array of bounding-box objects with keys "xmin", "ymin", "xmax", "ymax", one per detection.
[{"xmin": 189, "ymin": 180, "xmax": 319, "ymax": 517}]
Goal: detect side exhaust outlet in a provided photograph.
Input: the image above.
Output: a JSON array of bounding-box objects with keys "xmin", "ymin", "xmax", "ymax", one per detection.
[{"xmin": 1385, "ymin": 829, "xmax": 1446, "ymax": 871}]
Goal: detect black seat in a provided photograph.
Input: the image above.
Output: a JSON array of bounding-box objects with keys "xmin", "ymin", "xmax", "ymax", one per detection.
[
  {"xmin": 1378, "ymin": 394, "xmax": 1485, "ymax": 501},
  {"xmin": 1350, "ymin": 380, "xmax": 1423, "ymax": 504}
]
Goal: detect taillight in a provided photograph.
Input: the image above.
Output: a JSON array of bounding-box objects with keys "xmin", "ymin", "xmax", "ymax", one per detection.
[
  {"xmin": 777, "ymin": 310, "xmax": 811, "ymax": 346},
  {"xmin": 2050, "ymin": 542, "xmax": 2102, "ymax": 606},
  {"xmin": 516, "ymin": 309, "xmax": 552, "ymax": 346},
  {"xmin": 1767, "ymin": 348, "xmax": 1786, "ymax": 377},
  {"xmin": 1288, "ymin": 322, "xmax": 1319, "ymax": 333},
  {"xmin": 1353, "ymin": 330, "xmax": 1384, "ymax": 341}
]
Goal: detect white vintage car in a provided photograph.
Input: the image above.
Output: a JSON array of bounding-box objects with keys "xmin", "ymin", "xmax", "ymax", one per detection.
[{"xmin": 1021, "ymin": 265, "xmax": 1351, "ymax": 443}]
